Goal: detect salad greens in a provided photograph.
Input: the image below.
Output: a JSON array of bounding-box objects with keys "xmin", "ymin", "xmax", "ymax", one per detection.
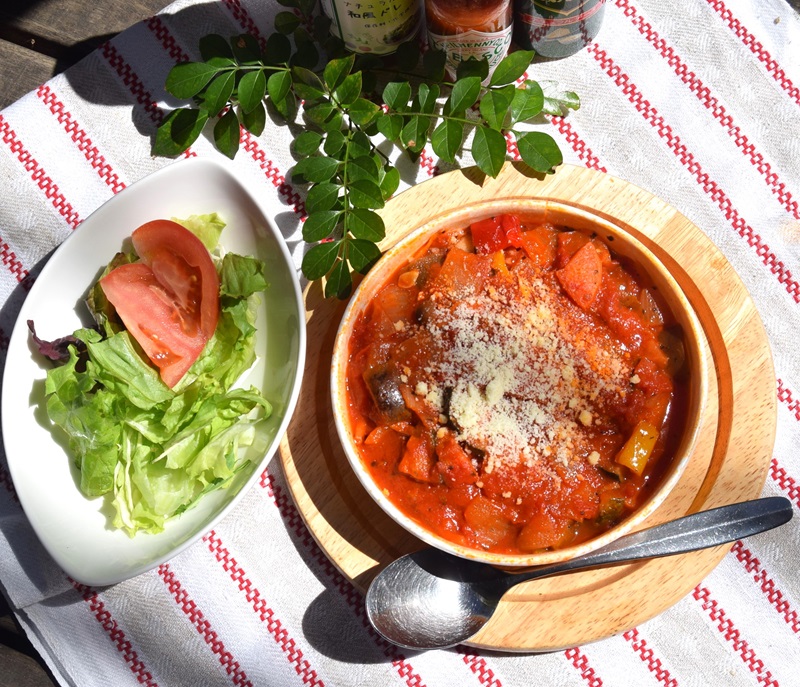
[{"xmin": 33, "ymin": 214, "xmax": 272, "ymax": 536}]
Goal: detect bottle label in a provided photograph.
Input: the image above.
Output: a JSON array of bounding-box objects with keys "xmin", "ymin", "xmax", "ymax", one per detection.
[
  {"xmin": 428, "ymin": 25, "xmax": 513, "ymax": 76},
  {"xmin": 321, "ymin": 0, "xmax": 422, "ymax": 55}
]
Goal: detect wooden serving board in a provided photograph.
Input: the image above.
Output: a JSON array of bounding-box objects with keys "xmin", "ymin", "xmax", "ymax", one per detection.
[{"xmin": 278, "ymin": 163, "xmax": 776, "ymax": 651}]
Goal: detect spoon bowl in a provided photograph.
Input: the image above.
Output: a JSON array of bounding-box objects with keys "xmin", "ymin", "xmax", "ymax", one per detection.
[{"xmin": 366, "ymin": 497, "xmax": 793, "ymax": 650}]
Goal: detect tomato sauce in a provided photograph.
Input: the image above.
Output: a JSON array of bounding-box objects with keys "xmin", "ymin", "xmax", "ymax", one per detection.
[{"xmin": 345, "ymin": 215, "xmax": 689, "ymax": 555}]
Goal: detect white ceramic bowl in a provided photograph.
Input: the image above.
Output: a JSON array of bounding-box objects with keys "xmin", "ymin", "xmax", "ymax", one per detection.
[
  {"xmin": 331, "ymin": 198, "xmax": 708, "ymax": 568},
  {"xmin": 1, "ymin": 157, "xmax": 306, "ymax": 585}
]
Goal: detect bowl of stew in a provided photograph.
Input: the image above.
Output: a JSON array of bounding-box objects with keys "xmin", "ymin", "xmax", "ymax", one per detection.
[{"xmin": 331, "ymin": 198, "xmax": 708, "ymax": 567}]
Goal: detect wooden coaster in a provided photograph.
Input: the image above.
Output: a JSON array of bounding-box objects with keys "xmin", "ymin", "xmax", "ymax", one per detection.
[{"xmin": 278, "ymin": 163, "xmax": 776, "ymax": 651}]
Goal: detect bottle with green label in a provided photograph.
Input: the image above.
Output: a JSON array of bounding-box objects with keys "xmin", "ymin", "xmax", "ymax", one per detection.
[
  {"xmin": 320, "ymin": 0, "xmax": 423, "ymax": 54},
  {"xmin": 514, "ymin": 0, "xmax": 605, "ymax": 59}
]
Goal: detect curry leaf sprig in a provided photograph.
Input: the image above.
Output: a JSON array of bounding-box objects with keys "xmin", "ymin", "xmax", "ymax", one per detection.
[{"xmin": 154, "ymin": 5, "xmax": 580, "ymax": 298}]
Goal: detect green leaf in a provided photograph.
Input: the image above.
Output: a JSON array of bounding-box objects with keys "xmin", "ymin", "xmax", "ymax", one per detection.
[
  {"xmin": 324, "ymin": 258, "xmax": 352, "ymax": 299},
  {"xmin": 414, "ymin": 83, "xmax": 440, "ymax": 115},
  {"xmin": 431, "ymin": 119, "xmax": 464, "ymax": 163},
  {"xmin": 346, "ymin": 156, "xmax": 380, "ymax": 183},
  {"xmin": 165, "ymin": 62, "xmax": 219, "ymax": 99},
  {"xmin": 335, "ymin": 72, "xmax": 362, "ymax": 106},
  {"xmin": 293, "ymin": 156, "xmax": 340, "ymax": 183},
  {"xmin": 154, "ymin": 108, "xmax": 209, "ymax": 156},
  {"xmin": 539, "ymin": 80, "xmax": 581, "ymax": 116},
  {"xmin": 423, "ymin": 49, "xmax": 447, "ymax": 82},
  {"xmin": 267, "ymin": 70, "xmax": 292, "ymax": 105},
  {"xmin": 200, "ymin": 71, "xmax": 235, "ymax": 116},
  {"xmin": 510, "ymin": 83, "xmax": 544, "ymax": 124},
  {"xmin": 240, "ymin": 101, "xmax": 266, "ymax": 136},
  {"xmin": 305, "ymin": 102, "xmax": 335, "ymax": 128},
  {"xmin": 349, "ymin": 98, "xmax": 381, "ymax": 127},
  {"xmin": 302, "ymin": 240, "xmax": 340, "ymax": 280},
  {"xmin": 401, "ymin": 115, "xmax": 428, "ymax": 153},
  {"xmin": 291, "ymin": 40, "xmax": 319, "ymax": 69},
  {"xmin": 323, "ymin": 130, "xmax": 346, "ymax": 157},
  {"xmin": 238, "ymin": 69, "xmax": 267, "ymax": 113},
  {"xmin": 294, "ymin": 131, "xmax": 323, "ymax": 155},
  {"xmin": 447, "ymin": 76, "xmax": 481, "ymax": 114},
  {"xmin": 479, "ymin": 84, "xmax": 516, "ymax": 130},
  {"xmin": 199, "ymin": 34, "xmax": 234, "ymax": 66},
  {"xmin": 321, "ymin": 110, "xmax": 344, "ymax": 133},
  {"xmin": 379, "ymin": 165, "xmax": 400, "ymax": 200},
  {"xmin": 306, "ymin": 182, "xmax": 341, "ymax": 213},
  {"xmin": 348, "ymin": 238, "xmax": 382, "ymax": 274},
  {"xmin": 345, "ymin": 208, "xmax": 385, "ymax": 241},
  {"xmin": 472, "ymin": 126, "xmax": 507, "ymax": 178},
  {"xmin": 456, "ymin": 58, "xmax": 489, "ymax": 82},
  {"xmin": 347, "ymin": 179, "xmax": 384, "ymax": 209},
  {"xmin": 231, "ymin": 34, "xmax": 261, "ymax": 64},
  {"xmin": 275, "ymin": 11, "xmax": 301, "ymax": 34},
  {"xmin": 214, "ymin": 109, "xmax": 241, "ymax": 159},
  {"xmin": 323, "ymin": 54, "xmax": 355, "ymax": 90},
  {"xmin": 383, "ymin": 82, "xmax": 411, "ymax": 111},
  {"xmin": 489, "ymin": 50, "xmax": 534, "ymax": 87},
  {"xmin": 264, "ymin": 33, "xmax": 292, "ymax": 65},
  {"xmin": 375, "ymin": 113, "xmax": 403, "ymax": 141},
  {"xmin": 515, "ymin": 131, "xmax": 563, "ymax": 173},
  {"xmin": 348, "ymin": 130, "xmax": 373, "ymax": 160},
  {"xmin": 302, "ymin": 210, "xmax": 341, "ymax": 242},
  {"xmin": 291, "ymin": 66, "xmax": 325, "ymax": 101}
]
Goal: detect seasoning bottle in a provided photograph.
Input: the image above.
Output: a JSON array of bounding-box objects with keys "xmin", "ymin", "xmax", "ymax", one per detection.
[
  {"xmin": 320, "ymin": 0, "xmax": 423, "ymax": 55},
  {"xmin": 425, "ymin": 0, "xmax": 514, "ymax": 78},
  {"xmin": 514, "ymin": 0, "xmax": 605, "ymax": 59}
]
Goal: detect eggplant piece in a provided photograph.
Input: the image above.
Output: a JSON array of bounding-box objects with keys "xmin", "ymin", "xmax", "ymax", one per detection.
[{"xmin": 363, "ymin": 364, "xmax": 412, "ymax": 423}]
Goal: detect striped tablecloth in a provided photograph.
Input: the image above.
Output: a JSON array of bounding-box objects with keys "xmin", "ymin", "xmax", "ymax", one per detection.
[{"xmin": 1, "ymin": 0, "xmax": 799, "ymax": 685}]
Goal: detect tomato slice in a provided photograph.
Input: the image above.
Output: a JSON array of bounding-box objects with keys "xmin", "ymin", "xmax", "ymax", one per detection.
[
  {"xmin": 132, "ymin": 220, "xmax": 219, "ymax": 340},
  {"xmin": 100, "ymin": 220, "xmax": 220, "ymax": 388}
]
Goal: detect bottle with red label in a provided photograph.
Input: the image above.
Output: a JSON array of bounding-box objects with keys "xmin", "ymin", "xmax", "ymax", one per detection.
[
  {"xmin": 424, "ymin": 0, "xmax": 514, "ymax": 78},
  {"xmin": 514, "ymin": 0, "xmax": 605, "ymax": 58}
]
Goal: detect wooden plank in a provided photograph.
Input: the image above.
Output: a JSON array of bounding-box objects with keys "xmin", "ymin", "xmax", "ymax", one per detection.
[
  {"xmin": 0, "ymin": 0, "xmax": 168, "ymax": 110},
  {"xmin": 0, "ymin": 40, "xmax": 56, "ymax": 109}
]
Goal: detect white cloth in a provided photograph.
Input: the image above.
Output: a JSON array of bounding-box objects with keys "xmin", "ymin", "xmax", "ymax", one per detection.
[{"xmin": 1, "ymin": 0, "xmax": 800, "ymax": 685}]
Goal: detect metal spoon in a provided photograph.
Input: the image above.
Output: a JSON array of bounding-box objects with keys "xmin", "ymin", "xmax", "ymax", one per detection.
[{"xmin": 365, "ymin": 497, "xmax": 793, "ymax": 650}]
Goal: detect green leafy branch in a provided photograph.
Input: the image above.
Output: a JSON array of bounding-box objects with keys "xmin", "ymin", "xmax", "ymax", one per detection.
[{"xmin": 154, "ymin": 1, "xmax": 580, "ymax": 298}]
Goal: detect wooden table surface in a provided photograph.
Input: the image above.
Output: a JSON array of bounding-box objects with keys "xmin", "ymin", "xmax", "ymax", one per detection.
[{"xmin": 1, "ymin": 2, "xmax": 168, "ymax": 682}]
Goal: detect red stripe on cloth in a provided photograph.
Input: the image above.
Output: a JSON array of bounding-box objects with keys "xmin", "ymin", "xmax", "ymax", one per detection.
[
  {"xmin": 457, "ymin": 647, "xmax": 503, "ymax": 687},
  {"xmin": 240, "ymin": 130, "xmax": 307, "ymax": 217},
  {"xmin": 0, "ymin": 115, "xmax": 82, "ymax": 229},
  {"xmin": 692, "ymin": 585, "xmax": 780, "ymax": 686},
  {"xmin": 564, "ymin": 646, "xmax": 604, "ymax": 686},
  {"xmin": 222, "ymin": 0, "xmax": 267, "ymax": 51},
  {"xmin": 419, "ymin": 149, "xmax": 441, "ymax": 177},
  {"xmin": 777, "ymin": 378, "xmax": 800, "ymax": 422},
  {"xmin": 70, "ymin": 580, "xmax": 159, "ymax": 686},
  {"xmin": 731, "ymin": 540, "xmax": 800, "ymax": 634},
  {"xmin": 202, "ymin": 530, "xmax": 325, "ymax": 687},
  {"xmin": 157, "ymin": 563, "xmax": 254, "ymax": 687},
  {"xmin": 704, "ymin": 0, "xmax": 800, "ymax": 109},
  {"xmin": 623, "ymin": 628, "xmax": 678, "ymax": 687},
  {"xmin": 145, "ymin": 16, "xmax": 190, "ymax": 63},
  {"xmin": 548, "ymin": 116, "xmax": 608, "ymax": 173},
  {"xmin": 770, "ymin": 458, "xmax": 800, "ymax": 510},
  {"xmin": 100, "ymin": 42, "xmax": 163, "ymax": 125},
  {"xmin": 36, "ymin": 84, "xmax": 127, "ymax": 194},
  {"xmin": 0, "ymin": 235, "xmax": 30, "ymax": 283},
  {"xmin": 258, "ymin": 471, "xmax": 431, "ymax": 687},
  {"xmin": 587, "ymin": 42, "xmax": 800, "ymax": 305},
  {"xmin": 614, "ymin": 0, "xmax": 800, "ymax": 222}
]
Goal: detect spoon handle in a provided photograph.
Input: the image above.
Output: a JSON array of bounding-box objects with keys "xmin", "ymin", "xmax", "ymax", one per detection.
[{"xmin": 503, "ymin": 497, "xmax": 793, "ymax": 591}]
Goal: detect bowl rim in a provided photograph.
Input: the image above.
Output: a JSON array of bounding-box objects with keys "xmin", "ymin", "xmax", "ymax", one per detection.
[{"xmin": 331, "ymin": 197, "xmax": 709, "ymax": 567}]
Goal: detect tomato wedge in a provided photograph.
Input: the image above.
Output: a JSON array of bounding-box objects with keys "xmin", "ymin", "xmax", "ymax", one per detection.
[{"xmin": 100, "ymin": 220, "xmax": 220, "ymax": 388}]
